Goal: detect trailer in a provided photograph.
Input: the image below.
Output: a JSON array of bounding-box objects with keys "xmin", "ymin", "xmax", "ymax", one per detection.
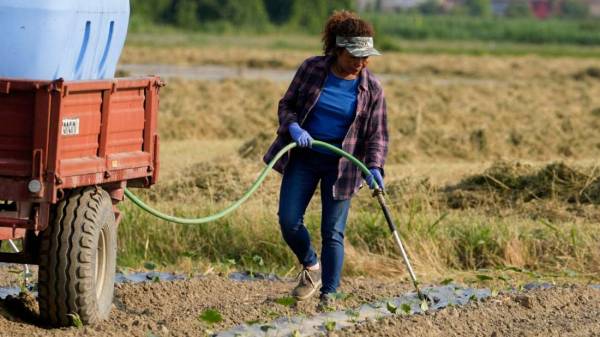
[{"xmin": 0, "ymin": 76, "xmax": 161, "ymax": 326}]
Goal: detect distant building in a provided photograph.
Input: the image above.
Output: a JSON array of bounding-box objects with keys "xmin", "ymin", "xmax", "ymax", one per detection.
[
  {"xmin": 356, "ymin": 0, "xmax": 374, "ymax": 11},
  {"xmin": 383, "ymin": 0, "xmax": 428, "ymax": 10},
  {"xmin": 589, "ymin": 0, "xmax": 600, "ymax": 16},
  {"xmin": 356, "ymin": 0, "xmax": 427, "ymax": 11},
  {"xmin": 440, "ymin": 0, "xmax": 464, "ymax": 10},
  {"xmin": 357, "ymin": 0, "xmax": 600, "ymax": 17},
  {"xmin": 491, "ymin": 0, "xmax": 511, "ymax": 15},
  {"xmin": 529, "ymin": 0, "xmax": 552, "ymax": 18}
]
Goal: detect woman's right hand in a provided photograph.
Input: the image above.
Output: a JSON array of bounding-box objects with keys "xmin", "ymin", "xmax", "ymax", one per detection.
[{"xmin": 288, "ymin": 122, "xmax": 313, "ymax": 148}]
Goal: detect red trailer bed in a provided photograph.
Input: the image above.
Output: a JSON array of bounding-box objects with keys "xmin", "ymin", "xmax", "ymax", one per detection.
[{"xmin": 0, "ymin": 76, "xmax": 161, "ymax": 236}]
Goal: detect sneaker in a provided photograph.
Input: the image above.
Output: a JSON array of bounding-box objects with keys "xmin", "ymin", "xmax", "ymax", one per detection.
[
  {"xmin": 292, "ymin": 268, "xmax": 322, "ymax": 301},
  {"xmin": 317, "ymin": 293, "xmax": 336, "ymax": 312}
]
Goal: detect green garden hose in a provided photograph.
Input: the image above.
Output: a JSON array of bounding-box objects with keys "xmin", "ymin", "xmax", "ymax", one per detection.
[
  {"xmin": 124, "ymin": 140, "xmax": 425, "ymax": 299},
  {"xmin": 124, "ymin": 140, "xmax": 373, "ymax": 225}
]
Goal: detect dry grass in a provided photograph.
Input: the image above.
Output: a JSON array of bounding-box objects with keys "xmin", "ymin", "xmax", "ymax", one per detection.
[
  {"xmin": 156, "ymin": 66, "xmax": 600, "ymax": 163},
  {"xmin": 118, "ymin": 139, "xmax": 600, "ymax": 281},
  {"xmin": 121, "ymin": 44, "xmax": 600, "ymax": 80},
  {"xmin": 117, "ymin": 41, "xmax": 600, "ymax": 283}
]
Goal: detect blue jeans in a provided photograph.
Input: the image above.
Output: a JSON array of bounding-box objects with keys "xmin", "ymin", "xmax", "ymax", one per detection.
[{"xmin": 278, "ymin": 149, "xmax": 351, "ymax": 295}]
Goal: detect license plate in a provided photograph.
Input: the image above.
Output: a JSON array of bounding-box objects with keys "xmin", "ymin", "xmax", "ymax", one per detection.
[{"xmin": 62, "ymin": 118, "xmax": 80, "ymax": 136}]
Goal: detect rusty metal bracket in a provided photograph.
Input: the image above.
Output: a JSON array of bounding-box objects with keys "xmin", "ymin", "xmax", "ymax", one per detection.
[
  {"xmin": 31, "ymin": 149, "xmax": 45, "ymax": 198},
  {"xmin": 0, "ymin": 81, "xmax": 10, "ymax": 94},
  {"xmin": 48, "ymin": 78, "xmax": 64, "ymax": 93}
]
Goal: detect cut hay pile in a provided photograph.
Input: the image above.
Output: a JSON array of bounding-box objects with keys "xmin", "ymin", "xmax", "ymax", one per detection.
[{"xmin": 446, "ymin": 161, "xmax": 600, "ymax": 209}]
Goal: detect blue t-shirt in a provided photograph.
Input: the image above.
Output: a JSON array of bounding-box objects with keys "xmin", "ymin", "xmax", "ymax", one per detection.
[{"xmin": 303, "ymin": 72, "xmax": 359, "ymax": 155}]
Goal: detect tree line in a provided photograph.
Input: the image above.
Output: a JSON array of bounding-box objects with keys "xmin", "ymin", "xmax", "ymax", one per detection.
[
  {"xmin": 131, "ymin": 0, "xmax": 592, "ymax": 32},
  {"xmin": 129, "ymin": 0, "xmax": 599, "ymax": 45},
  {"xmin": 130, "ymin": 0, "xmax": 354, "ymax": 32}
]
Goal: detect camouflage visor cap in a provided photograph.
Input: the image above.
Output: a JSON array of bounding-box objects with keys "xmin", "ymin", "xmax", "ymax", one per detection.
[{"xmin": 335, "ymin": 36, "xmax": 381, "ymax": 57}]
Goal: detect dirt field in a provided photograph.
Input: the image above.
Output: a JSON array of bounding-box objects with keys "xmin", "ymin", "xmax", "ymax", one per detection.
[{"xmin": 0, "ymin": 273, "xmax": 597, "ymax": 336}]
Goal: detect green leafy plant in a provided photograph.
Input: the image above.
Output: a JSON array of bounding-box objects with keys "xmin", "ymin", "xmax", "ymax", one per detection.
[
  {"xmin": 144, "ymin": 261, "xmax": 157, "ymax": 271},
  {"xmin": 275, "ymin": 296, "xmax": 297, "ymax": 307},
  {"xmin": 260, "ymin": 324, "xmax": 275, "ymax": 332},
  {"xmin": 252, "ymin": 255, "xmax": 264, "ymax": 267},
  {"xmin": 345, "ymin": 309, "xmax": 360, "ymax": 322},
  {"xmin": 401, "ymin": 303, "xmax": 411, "ymax": 315},
  {"xmin": 199, "ymin": 309, "xmax": 223, "ymax": 324},
  {"xmin": 386, "ymin": 302, "xmax": 398, "ymax": 314},
  {"xmin": 323, "ymin": 320, "xmax": 336, "ymax": 332},
  {"xmin": 67, "ymin": 313, "xmax": 83, "ymax": 328}
]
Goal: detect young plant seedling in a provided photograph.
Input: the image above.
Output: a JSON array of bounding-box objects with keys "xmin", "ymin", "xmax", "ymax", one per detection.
[
  {"xmin": 323, "ymin": 320, "xmax": 336, "ymax": 332},
  {"xmin": 345, "ymin": 309, "xmax": 360, "ymax": 322},
  {"xmin": 275, "ymin": 296, "xmax": 297, "ymax": 307},
  {"xmin": 400, "ymin": 303, "xmax": 411, "ymax": 315},
  {"xmin": 144, "ymin": 261, "xmax": 157, "ymax": 271},
  {"xmin": 260, "ymin": 324, "xmax": 276, "ymax": 334},
  {"xmin": 386, "ymin": 302, "xmax": 398, "ymax": 314},
  {"xmin": 199, "ymin": 309, "xmax": 223, "ymax": 325},
  {"xmin": 253, "ymin": 255, "xmax": 264, "ymax": 267},
  {"xmin": 67, "ymin": 313, "xmax": 83, "ymax": 328}
]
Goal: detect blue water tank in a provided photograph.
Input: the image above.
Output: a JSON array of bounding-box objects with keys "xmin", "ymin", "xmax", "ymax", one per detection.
[{"xmin": 0, "ymin": 0, "xmax": 130, "ymax": 80}]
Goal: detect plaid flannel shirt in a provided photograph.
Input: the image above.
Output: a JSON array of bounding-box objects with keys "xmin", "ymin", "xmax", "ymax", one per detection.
[{"xmin": 263, "ymin": 55, "xmax": 388, "ymax": 200}]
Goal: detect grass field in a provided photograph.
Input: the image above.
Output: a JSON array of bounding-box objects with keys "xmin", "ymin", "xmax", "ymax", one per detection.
[
  {"xmin": 116, "ymin": 33, "xmax": 600, "ymax": 285},
  {"xmin": 123, "ymin": 31, "xmax": 600, "ymax": 60}
]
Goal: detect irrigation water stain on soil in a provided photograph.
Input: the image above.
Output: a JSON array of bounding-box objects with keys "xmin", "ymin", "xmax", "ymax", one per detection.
[
  {"xmin": 336, "ymin": 285, "xmax": 600, "ymax": 337},
  {"xmin": 0, "ymin": 271, "xmax": 596, "ymax": 336},
  {"xmin": 216, "ymin": 285, "xmax": 491, "ymax": 337}
]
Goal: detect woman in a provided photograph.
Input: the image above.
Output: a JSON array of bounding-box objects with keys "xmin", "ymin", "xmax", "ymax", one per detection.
[{"xmin": 263, "ymin": 10, "xmax": 388, "ymax": 308}]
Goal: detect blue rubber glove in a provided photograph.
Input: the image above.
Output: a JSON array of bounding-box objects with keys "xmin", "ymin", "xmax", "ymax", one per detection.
[
  {"xmin": 366, "ymin": 168, "xmax": 384, "ymax": 190},
  {"xmin": 288, "ymin": 122, "xmax": 313, "ymax": 148}
]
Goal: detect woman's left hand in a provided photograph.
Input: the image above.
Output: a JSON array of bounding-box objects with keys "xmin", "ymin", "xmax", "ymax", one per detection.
[{"xmin": 366, "ymin": 168, "xmax": 384, "ymax": 190}]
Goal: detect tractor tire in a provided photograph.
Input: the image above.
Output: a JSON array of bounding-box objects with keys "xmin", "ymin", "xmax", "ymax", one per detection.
[{"xmin": 38, "ymin": 187, "xmax": 117, "ymax": 327}]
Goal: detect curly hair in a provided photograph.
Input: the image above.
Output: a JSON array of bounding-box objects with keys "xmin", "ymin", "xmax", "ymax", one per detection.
[{"xmin": 322, "ymin": 10, "xmax": 375, "ymax": 56}]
